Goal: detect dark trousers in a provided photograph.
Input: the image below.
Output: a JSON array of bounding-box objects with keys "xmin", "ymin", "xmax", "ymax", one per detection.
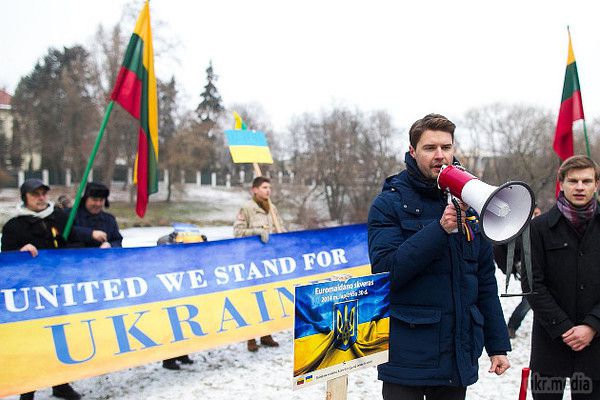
[
  {"xmin": 507, "ymin": 297, "xmax": 531, "ymax": 331},
  {"xmin": 382, "ymin": 382, "xmax": 466, "ymax": 400},
  {"xmin": 531, "ymin": 373, "xmax": 600, "ymax": 400}
]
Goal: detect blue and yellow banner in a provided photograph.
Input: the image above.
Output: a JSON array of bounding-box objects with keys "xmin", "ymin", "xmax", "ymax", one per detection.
[
  {"xmin": 0, "ymin": 224, "xmax": 371, "ymax": 397},
  {"xmin": 224, "ymin": 129, "xmax": 274, "ymax": 164},
  {"xmin": 293, "ymin": 273, "xmax": 389, "ymax": 389}
]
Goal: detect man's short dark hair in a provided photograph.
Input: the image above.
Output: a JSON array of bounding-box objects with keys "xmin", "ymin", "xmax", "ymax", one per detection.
[
  {"xmin": 252, "ymin": 176, "xmax": 271, "ymax": 188},
  {"xmin": 557, "ymin": 155, "xmax": 600, "ymax": 182},
  {"xmin": 409, "ymin": 113, "xmax": 456, "ymax": 148}
]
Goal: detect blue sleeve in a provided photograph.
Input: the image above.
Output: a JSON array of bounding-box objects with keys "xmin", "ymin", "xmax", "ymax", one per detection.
[
  {"xmin": 477, "ymin": 238, "xmax": 511, "ymax": 354},
  {"xmin": 368, "ymin": 194, "xmax": 449, "ymax": 290},
  {"xmin": 107, "ymin": 214, "xmax": 123, "ymax": 248}
]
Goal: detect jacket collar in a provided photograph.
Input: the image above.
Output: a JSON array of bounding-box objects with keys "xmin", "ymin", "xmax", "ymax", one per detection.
[{"xmin": 548, "ymin": 202, "xmax": 600, "ymax": 228}]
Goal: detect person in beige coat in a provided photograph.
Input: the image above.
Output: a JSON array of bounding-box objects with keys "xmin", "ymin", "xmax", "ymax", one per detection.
[{"xmin": 233, "ymin": 176, "xmax": 286, "ymax": 352}]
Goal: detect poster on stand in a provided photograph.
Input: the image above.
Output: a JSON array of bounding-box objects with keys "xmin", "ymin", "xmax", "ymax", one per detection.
[{"xmin": 293, "ymin": 273, "xmax": 389, "ymax": 389}]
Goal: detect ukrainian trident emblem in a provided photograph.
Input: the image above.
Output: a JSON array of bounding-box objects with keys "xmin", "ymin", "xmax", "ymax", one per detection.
[{"xmin": 334, "ymin": 300, "xmax": 358, "ymax": 350}]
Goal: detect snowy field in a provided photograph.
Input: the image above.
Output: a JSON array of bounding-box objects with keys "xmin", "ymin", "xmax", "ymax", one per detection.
[{"xmin": 2, "ymin": 226, "xmax": 552, "ymax": 400}]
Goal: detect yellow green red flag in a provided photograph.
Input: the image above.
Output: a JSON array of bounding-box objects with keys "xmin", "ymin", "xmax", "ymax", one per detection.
[
  {"xmin": 110, "ymin": 1, "xmax": 158, "ymax": 217},
  {"xmin": 554, "ymin": 28, "xmax": 584, "ymax": 161}
]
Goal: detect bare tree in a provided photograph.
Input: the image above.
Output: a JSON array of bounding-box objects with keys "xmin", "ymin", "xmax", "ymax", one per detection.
[
  {"xmin": 462, "ymin": 103, "xmax": 558, "ymax": 209},
  {"xmin": 288, "ymin": 107, "xmax": 399, "ymax": 224}
]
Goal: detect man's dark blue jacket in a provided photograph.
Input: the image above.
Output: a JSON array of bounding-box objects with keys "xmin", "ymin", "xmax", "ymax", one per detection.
[
  {"xmin": 71, "ymin": 207, "xmax": 123, "ymax": 248},
  {"xmin": 367, "ymin": 153, "xmax": 510, "ymax": 387}
]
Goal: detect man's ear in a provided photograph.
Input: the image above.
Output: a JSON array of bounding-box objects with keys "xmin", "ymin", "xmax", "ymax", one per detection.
[{"xmin": 409, "ymin": 145, "xmax": 416, "ymax": 159}]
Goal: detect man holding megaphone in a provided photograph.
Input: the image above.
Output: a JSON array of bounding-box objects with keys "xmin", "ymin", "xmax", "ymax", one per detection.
[{"xmin": 368, "ymin": 114, "xmax": 511, "ymax": 400}]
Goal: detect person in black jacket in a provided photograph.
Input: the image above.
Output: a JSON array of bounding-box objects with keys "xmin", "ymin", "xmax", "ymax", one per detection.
[
  {"xmin": 1, "ymin": 179, "xmax": 82, "ymax": 400},
  {"xmin": 71, "ymin": 182, "xmax": 122, "ymax": 248},
  {"xmin": 524, "ymin": 155, "xmax": 600, "ymax": 399}
]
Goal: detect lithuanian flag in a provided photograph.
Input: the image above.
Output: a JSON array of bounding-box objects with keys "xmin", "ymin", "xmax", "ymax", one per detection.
[
  {"xmin": 554, "ymin": 28, "xmax": 584, "ymax": 161},
  {"xmin": 233, "ymin": 111, "xmax": 247, "ymax": 130},
  {"xmin": 110, "ymin": 1, "xmax": 158, "ymax": 217}
]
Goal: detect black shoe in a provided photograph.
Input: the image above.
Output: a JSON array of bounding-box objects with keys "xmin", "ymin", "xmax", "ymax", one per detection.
[
  {"xmin": 162, "ymin": 359, "xmax": 181, "ymax": 370},
  {"xmin": 52, "ymin": 383, "xmax": 81, "ymax": 400},
  {"xmin": 176, "ymin": 355, "xmax": 194, "ymax": 364},
  {"xmin": 20, "ymin": 392, "xmax": 34, "ymax": 400}
]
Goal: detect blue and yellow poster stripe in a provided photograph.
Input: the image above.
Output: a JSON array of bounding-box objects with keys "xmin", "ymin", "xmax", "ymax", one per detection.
[{"xmin": 0, "ymin": 224, "xmax": 371, "ymax": 397}]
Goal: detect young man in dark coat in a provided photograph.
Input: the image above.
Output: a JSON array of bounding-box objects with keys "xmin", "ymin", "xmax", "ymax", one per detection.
[
  {"xmin": 71, "ymin": 182, "xmax": 122, "ymax": 248},
  {"xmin": 524, "ymin": 155, "xmax": 600, "ymax": 399},
  {"xmin": 368, "ymin": 114, "xmax": 511, "ymax": 400},
  {"xmin": 1, "ymin": 179, "xmax": 82, "ymax": 400}
]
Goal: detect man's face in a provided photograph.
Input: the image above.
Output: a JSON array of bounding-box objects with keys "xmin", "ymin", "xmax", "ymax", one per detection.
[
  {"xmin": 85, "ymin": 196, "xmax": 106, "ymax": 215},
  {"xmin": 560, "ymin": 167, "xmax": 599, "ymax": 207},
  {"xmin": 409, "ymin": 130, "xmax": 454, "ymax": 180},
  {"xmin": 252, "ymin": 182, "xmax": 272, "ymax": 201},
  {"xmin": 25, "ymin": 188, "xmax": 49, "ymax": 212}
]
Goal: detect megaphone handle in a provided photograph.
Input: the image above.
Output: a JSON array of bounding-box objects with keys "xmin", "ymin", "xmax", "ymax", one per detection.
[{"xmin": 446, "ymin": 190, "xmax": 460, "ymax": 234}]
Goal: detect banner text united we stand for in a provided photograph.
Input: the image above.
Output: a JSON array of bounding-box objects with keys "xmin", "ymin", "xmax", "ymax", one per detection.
[{"xmin": 0, "ymin": 224, "xmax": 371, "ymax": 397}]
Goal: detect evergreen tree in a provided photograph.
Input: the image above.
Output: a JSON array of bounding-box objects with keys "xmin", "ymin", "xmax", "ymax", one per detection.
[
  {"xmin": 195, "ymin": 61, "xmax": 224, "ymax": 131},
  {"xmin": 158, "ymin": 76, "xmax": 178, "ymax": 143}
]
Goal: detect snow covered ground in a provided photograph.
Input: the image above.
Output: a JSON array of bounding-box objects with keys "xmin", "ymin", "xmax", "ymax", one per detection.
[{"xmin": 0, "ymin": 216, "xmax": 561, "ymax": 399}]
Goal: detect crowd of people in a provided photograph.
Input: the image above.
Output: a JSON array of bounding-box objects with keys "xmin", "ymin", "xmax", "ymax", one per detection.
[{"xmin": 2, "ymin": 114, "xmax": 600, "ymax": 400}]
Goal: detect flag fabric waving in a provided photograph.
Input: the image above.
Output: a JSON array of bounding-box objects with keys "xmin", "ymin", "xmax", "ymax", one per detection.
[
  {"xmin": 553, "ymin": 29, "xmax": 585, "ymax": 161},
  {"xmin": 233, "ymin": 111, "xmax": 247, "ymax": 130},
  {"xmin": 110, "ymin": 1, "xmax": 158, "ymax": 217}
]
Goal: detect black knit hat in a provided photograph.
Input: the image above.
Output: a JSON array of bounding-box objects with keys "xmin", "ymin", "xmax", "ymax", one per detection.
[
  {"xmin": 20, "ymin": 178, "xmax": 50, "ymax": 202},
  {"xmin": 81, "ymin": 182, "xmax": 110, "ymax": 208}
]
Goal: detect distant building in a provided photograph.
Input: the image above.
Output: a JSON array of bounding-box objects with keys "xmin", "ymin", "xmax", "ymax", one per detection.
[
  {"xmin": 0, "ymin": 89, "xmax": 41, "ymax": 171},
  {"xmin": 0, "ymin": 89, "xmax": 13, "ymax": 169}
]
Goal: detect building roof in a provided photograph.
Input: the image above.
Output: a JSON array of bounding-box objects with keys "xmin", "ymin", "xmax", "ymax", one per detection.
[{"xmin": 0, "ymin": 89, "xmax": 12, "ymax": 109}]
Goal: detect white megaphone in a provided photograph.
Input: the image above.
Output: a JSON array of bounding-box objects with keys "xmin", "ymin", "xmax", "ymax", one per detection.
[{"xmin": 437, "ymin": 164, "xmax": 535, "ymax": 244}]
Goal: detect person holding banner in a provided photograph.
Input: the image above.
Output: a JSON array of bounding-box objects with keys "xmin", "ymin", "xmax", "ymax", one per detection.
[
  {"xmin": 523, "ymin": 155, "xmax": 600, "ymax": 399},
  {"xmin": 367, "ymin": 114, "xmax": 510, "ymax": 399},
  {"xmin": 71, "ymin": 182, "xmax": 122, "ymax": 248},
  {"xmin": 234, "ymin": 176, "xmax": 285, "ymax": 352},
  {"xmin": 1, "ymin": 178, "xmax": 82, "ymax": 400}
]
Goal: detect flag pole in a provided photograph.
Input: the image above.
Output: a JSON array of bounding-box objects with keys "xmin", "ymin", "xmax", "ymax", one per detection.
[
  {"xmin": 582, "ymin": 120, "xmax": 591, "ymax": 157},
  {"xmin": 63, "ymin": 101, "xmax": 115, "ymax": 239}
]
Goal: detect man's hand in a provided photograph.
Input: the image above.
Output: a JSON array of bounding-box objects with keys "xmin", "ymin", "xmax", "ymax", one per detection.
[
  {"xmin": 440, "ymin": 203, "xmax": 466, "ymax": 234},
  {"xmin": 250, "ymin": 226, "xmax": 270, "ymax": 244},
  {"xmin": 92, "ymin": 230, "xmax": 108, "ymax": 243},
  {"xmin": 19, "ymin": 243, "xmax": 38, "ymax": 257},
  {"xmin": 99, "ymin": 242, "xmax": 112, "ymax": 249},
  {"xmin": 489, "ymin": 355, "xmax": 510, "ymax": 375},
  {"xmin": 562, "ymin": 325, "xmax": 597, "ymax": 351}
]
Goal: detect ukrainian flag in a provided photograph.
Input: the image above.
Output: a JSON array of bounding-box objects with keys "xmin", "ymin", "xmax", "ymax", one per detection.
[
  {"xmin": 293, "ymin": 275, "xmax": 390, "ymax": 376},
  {"xmin": 225, "ymin": 129, "xmax": 273, "ymax": 164}
]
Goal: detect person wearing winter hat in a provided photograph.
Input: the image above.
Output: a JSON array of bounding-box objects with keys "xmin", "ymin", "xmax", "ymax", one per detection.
[
  {"xmin": 71, "ymin": 182, "xmax": 122, "ymax": 248},
  {"xmin": 1, "ymin": 178, "xmax": 82, "ymax": 400}
]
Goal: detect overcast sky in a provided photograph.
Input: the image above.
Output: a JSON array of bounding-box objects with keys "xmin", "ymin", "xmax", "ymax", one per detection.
[{"xmin": 2, "ymin": 0, "xmax": 600, "ymax": 134}]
